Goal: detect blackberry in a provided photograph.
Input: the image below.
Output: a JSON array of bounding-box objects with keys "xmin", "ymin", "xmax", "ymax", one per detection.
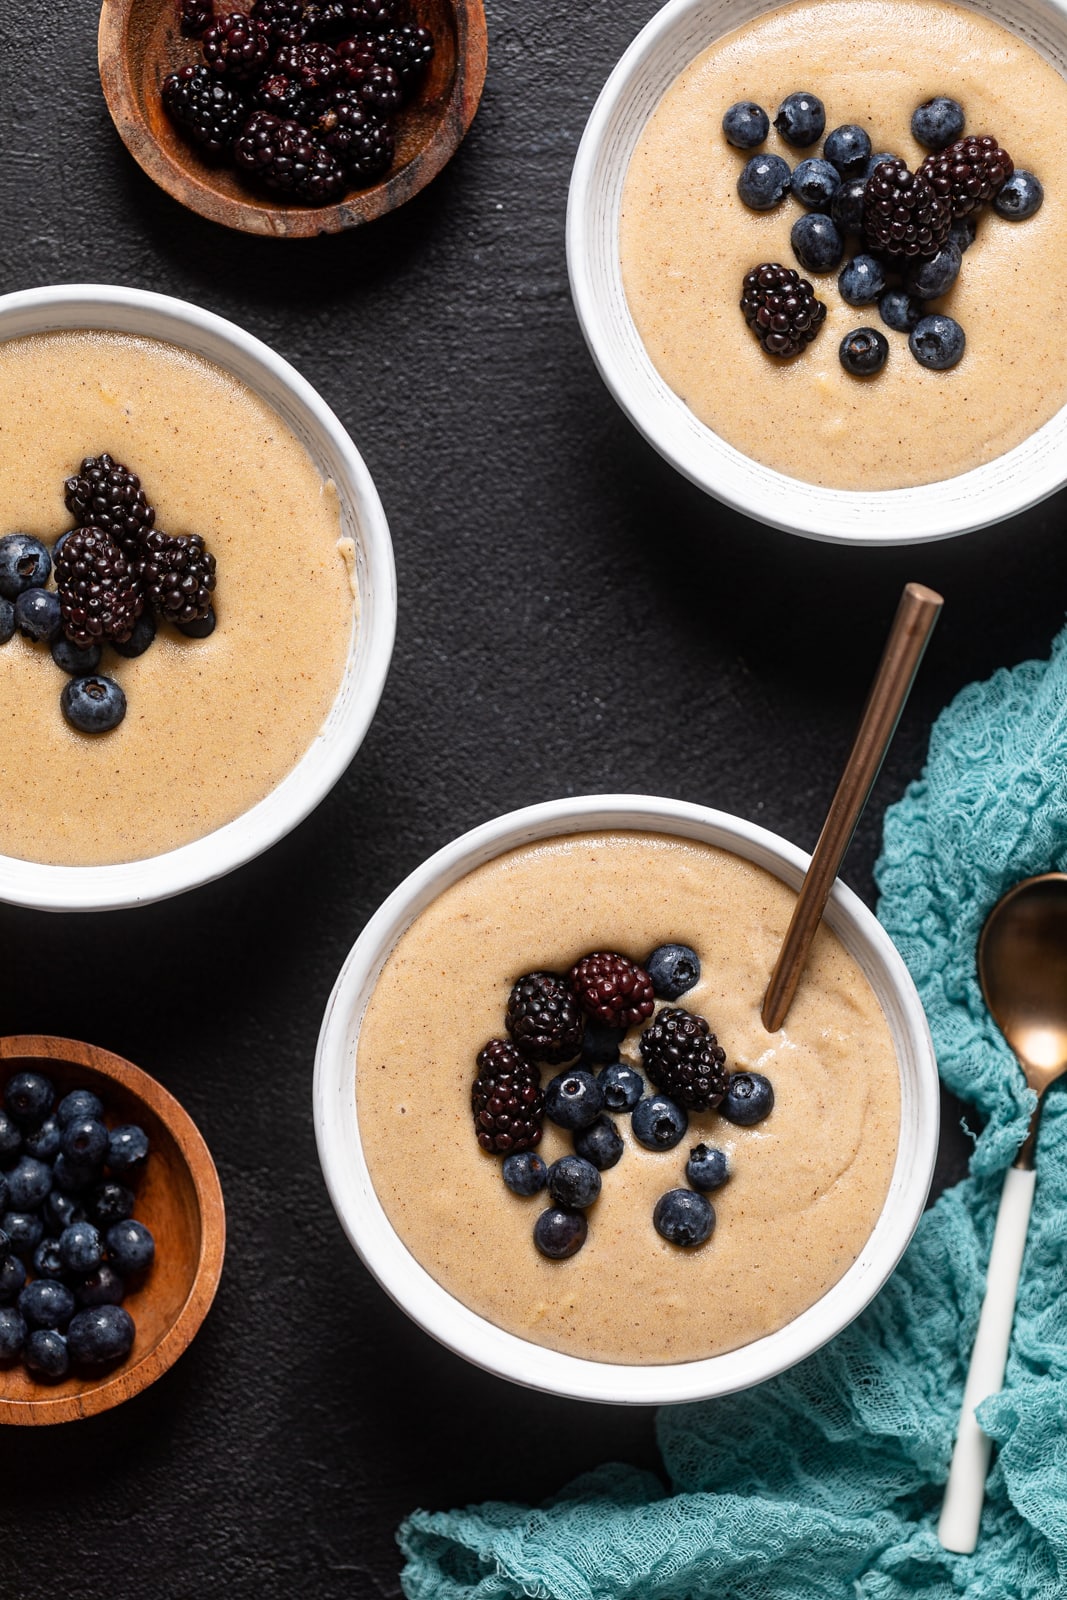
[
  {"xmin": 740, "ymin": 263, "xmax": 826, "ymax": 358},
  {"xmin": 179, "ymin": 0, "xmax": 215, "ymax": 37},
  {"xmin": 202, "ymin": 13, "xmax": 273, "ymax": 82},
  {"xmin": 568, "ymin": 953, "xmax": 654, "ymax": 1031},
  {"xmin": 253, "ymin": 73, "xmax": 313, "ymax": 124},
  {"xmin": 374, "ymin": 26, "xmax": 434, "ymax": 94},
  {"xmin": 272, "ymin": 40, "xmax": 343, "ymax": 95},
  {"xmin": 307, "ymin": 0, "xmax": 403, "ymax": 37},
  {"xmin": 863, "ymin": 159, "xmax": 951, "ymax": 258},
  {"xmin": 162, "ymin": 65, "xmax": 248, "ymax": 161},
  {"xmin": 314, "ymin": 93, "xmax": 394, "ymax": 184},
  {"xmin": 250, "ymin": 0, "xmax": 309, "ymax": 43},
  {"xmin": 639, "ymin": 1007, "xmax": 728, "ymax": 1112},
  {"xmin": 55, "ymin": 528, "xmax": 144, "ymax": 648},
  {"xmin": 919, "ymin": 135, "xmax": 1014, "ymax": 217},
  {"xmin": 471, "ymin": 1040, "xmax": 544, "ymax": 1154},
  {"xmin": 505, "ymin": 972, "xmax": 583, "ymax": 1065},
  {"xmin": 64, "ymin": 454, "xmax": 155, "ymax": 563},
  {"xmin": 334, "ymin": 40, "xmax": 403, "ymax": 111},
  {"xmin": 140, "ymin": 531, "xmax": 217, "ymax": 626},
  {"xmin": 234, "ymin": 111, "xmax": 347, "ymax": 202}
]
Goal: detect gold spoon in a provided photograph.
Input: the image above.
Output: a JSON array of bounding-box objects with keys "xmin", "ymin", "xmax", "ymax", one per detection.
[{"xmin": 938, "ymin": 873, "xmax": 1067, "ymax": 1553}]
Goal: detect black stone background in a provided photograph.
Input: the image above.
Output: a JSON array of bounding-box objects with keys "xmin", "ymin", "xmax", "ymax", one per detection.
[{"xmin": 2, "ymin": 2, "xmax": 1065, "ymax": 1594}]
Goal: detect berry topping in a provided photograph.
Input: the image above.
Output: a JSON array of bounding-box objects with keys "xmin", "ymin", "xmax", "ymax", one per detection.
[
  {"xmin": 838, "ymin": 253, "xmax": 887, "ymax": 306},
  {"xmin": 568, "ymin": 952, "xmax": 655, "ymax": 1031},
  {"xmin": 721, "ymin": 100, "xmax": 770, "ymax": 149},
  {"xmin": 773, "ymin": 91, "xmax": 825, "ymax": 148},
  {"xmin": 737, "ymin": 152, "xmax": 791, "ymax": 211},
  {"xmin": 902, "ymin": 241, "xmax": 962, "ymax": 300},
  {"xmin": 543, "ymin": 1068, "xmax": 604, "ymax": 1132},
  {"xmin": 790, "ymin": 157, "xmax": 840, "ymax": 211},
  {"xmin": 863, "ymin": 158, "xmax": 952, "ymax": 258},
  {"xmin": 545, "ymin": 1155, "xmax": 601, "ymax": 1211},
  {"xmin": 653, "ymin": 1189, "xmax": 715, "ymax": 1248},
  {"xmin": 110, "ymin": 610, "xmax": 157, "ymax": 659},
  {"xmin": 51, "ymin": 636, "xmax": 103, "ymax": 676},
  {"xmin": 645, "ymin": 944, "xmax": 700, "ymax": 1001},
  {"xmin": 233, "ymin": 111, "xmax": 348, "ymax": 204},
  {"xmin": 919, "ymin": 135, "xmax": 1013, "ymax": 216},
  {"xmin": 0, "ymin": 599, "xmax": 13, "ymax": 646},
  {"xmin": 595, "ymin": 1061, "xmax": 644, "ymax": 1113},
  {"xmin": 162, "ymin": 65, "xmax": 248, "ymax": 161},
  {"xmin": 631, "ymin": 1093, "xmax": 688, "ymax": 1151},
  {"xmin": 533, "ymin": 1206, "xmax": 587, "ymax": 1260},
  {"xmin": 791, "ymin": 212, "xmax": 845, "ymax": 273},
  {"xmin": 994, "ymin": 170, "xmax": 1043, "ymax": 220},
  {"xmin": 140, "ymin": 530, "xmax": 217, "ymax": 626},
  {"xmin": 911, "ymin": 97, "xmax": 965, "ymax": 151},
  {"xmin": 471, "ymin": 1040, "xmax": 544, "ymax": 1154},
  {"xmin": 686, "ymin": 1144, "xmax": 730, "ymax": 1193},
  {"xmin": 177, "ymin": 606, "xmax": 217, "ymax": 639},
  {"xmin": 721, "ymin": 1071, "xmax": 776, "ymax": 1126},
  {"xmin": 909, "ymin": 313, "xmax": 965, "ymax": 369},
  {"xmin": 505, "ymin": 971, "xmax": 584, "ymax": 1064},
  {"xmin": 839, "ymin": 327, "xmax": 889, "ymax": 377},
  {"xmin": 14, "ymin": 588, "xmax": 61, "ymax": 645},
  {"xmin": 60, "ymin": 676, "xmax": 127, "ymax": 736},
  {"xmin": 574, "ymin": 1115, "xmax": 624, "ymax": 1172},
  {"xmin": 879, "ymin": 288, "xmax": 923, "ymax": 333},
  {"xmin": 55, "ymin": 526, "xmax": 143, "ymax": 647},
  {"xmin": 740, "ymin": 263, "xmax": 826, "ymax": 358},
  {"xmin": 865, "ymin": 150, "xmax": 899, "ymax": 178},
  {"xmin": 501, "ymin": 1151, "xmax": 547, "ymax": 1197},
  {"xmin": 830, "ymin": 175, "xmax": 867, "ymax": 234},
  {"xmin": 0, "ymin": 534, "xmax": 51, "ymax": 600},
  {"xmin": 579, "ymin": 1017, "xmax": 627, "ymax": 1065},
  {"xmin": 950, "ymin": 214, "xmax": 979, "ymax": 253},
  {"xmin": 639, "ymin": 1007, "xmax": 728, "ymax": 1111},
  {"xmin": 202, "ymin": 12, "xmax": 273, "ymax": 81},
  {"xmin": 823, "ymin": 123, "xmax": 871, "ymax": 177}
]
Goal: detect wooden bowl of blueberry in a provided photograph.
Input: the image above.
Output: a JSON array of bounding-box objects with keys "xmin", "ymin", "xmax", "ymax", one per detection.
[
  {"xmin": 0, "ymin": 1037, "xmax": 225, "ymax": 1424},
  {"xmin": 98, "ymin": 0, "xmax": 488, "ymax": 236}
]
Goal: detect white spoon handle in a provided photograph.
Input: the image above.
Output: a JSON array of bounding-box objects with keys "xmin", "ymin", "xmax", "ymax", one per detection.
[{"xmin": 937, "ymin": 1164, "xmax": 1036, "ymax": 1554}]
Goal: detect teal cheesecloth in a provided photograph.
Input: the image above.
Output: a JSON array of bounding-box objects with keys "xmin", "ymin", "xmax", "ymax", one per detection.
[{"xmin": 398, "ymin": 625, "xmax": 1067, "ymax": 1600}]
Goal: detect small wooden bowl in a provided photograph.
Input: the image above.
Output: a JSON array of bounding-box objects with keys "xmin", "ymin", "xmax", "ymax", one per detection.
[
  {"xmin": 98, "ymin": 0, "xmax": 488, "ymax": 236},
  {"xmin": 0, "ymin": 1036, "xmax": 225, "ymax": 1425}
]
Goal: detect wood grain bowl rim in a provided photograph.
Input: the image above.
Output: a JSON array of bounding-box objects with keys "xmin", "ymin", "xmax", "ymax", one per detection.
[
  {"xmin": 0, "ymin": 1035, "xmax": 225, "ymax": 1426},
  {"xmin": 97, "ymin": 0, "xmax": 488, "ymax": 236}
]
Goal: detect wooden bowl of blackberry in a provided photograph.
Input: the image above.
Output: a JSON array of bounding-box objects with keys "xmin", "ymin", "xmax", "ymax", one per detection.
[
  {"xmin": 98, "ymin": 0, "xmax": 487, "ymax": 236},
  {"xmin": 0, "ymin": 1037, "xmax": 225, "ymax": 1425}
]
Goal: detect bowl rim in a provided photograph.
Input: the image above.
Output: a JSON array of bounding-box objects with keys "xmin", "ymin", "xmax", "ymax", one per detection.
[
  {"xmin": 0, "ymin": 1034, "xmax": 226, "ymax": 1426},
  {"xmin": 0, "ymin": 282, "xmax": 396, "ymax": 912},
  {"xmin": 314, "ymin": 792, "xmax": 941, "ymax": 1405},
  {"xmin": 566, "ymin": 0, "xmax": 1067, "ymax": 545}
]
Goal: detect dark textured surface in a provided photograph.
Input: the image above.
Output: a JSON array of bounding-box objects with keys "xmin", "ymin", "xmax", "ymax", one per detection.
[{"xmin": 2, "ymin": 3, "xmax": 1065, "ymax": 1596}]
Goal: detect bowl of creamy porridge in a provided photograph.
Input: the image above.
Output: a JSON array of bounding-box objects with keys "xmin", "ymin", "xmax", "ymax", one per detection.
[
  {"xmin": 0, "ymin": 284, "xmax": 395, "ymax": 911},
  {"xmin": 314, "ymin": 794, "xmax": 939, "ymax": 1403},
  {"xmin": 567, "ymin": 0, "xmax": 1067, "ymax": 544}
]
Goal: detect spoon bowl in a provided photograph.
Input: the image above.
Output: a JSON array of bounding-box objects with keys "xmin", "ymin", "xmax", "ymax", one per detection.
[{"xmin": 979, "ymin": 872, "xmax": 1067, "ymax": 1094}]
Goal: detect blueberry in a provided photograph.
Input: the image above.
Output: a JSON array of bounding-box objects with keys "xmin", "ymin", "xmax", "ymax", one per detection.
[
  {"xmin": 76, "ymin": 1264, "xmax": 126, "ymax": 1308},
  {"xmin": 596, "ymin": 1061, "xmax": 644, "ymax": 1112},
  {"xmin": 0, "ymin": 1225, "xmax": 8, "ymax": 1256},
  {"xmin": 0, "ymin": 1178, "xmax": 7, "ymax": 1216},
  {"xmin": 0, "ymin": 534, "xmax": 51, "ymax": 600},
  {"xmin": 178, "ymin": 607, "xmax": 216, "ymax": 639},
  {"xmin": 909, "ymin": 313, "xmax": 965, "ymax": 369},
  {"xmin": 544, "ymin": 1070, "xmax": 603, "ymax": 1132},
  {"xmin": 686, "ymin": 1144, "xmax": 730, "ymax": 1192},
  {"xmin": 879, "ymin": 288, "xmax": 923, "ymax": 333},
  {"xmin": 949, "ymin": 214, "xmax": 978, "ymax": 254},
  {"xmin": 774, "ymin": 91, "xmax": 825, "ymax": 148},
  {"xmin": 62, "ymin": 1116, "xmax": 108, "ymax": 1169},
  {"xmin": 6, "ymin": 1156, "xmax": 52, "ymax": 1211},
  {"xmin": 865, "ymin": 151, "xmax": 899, "ymax": 178},
  {"xmin": 823, "ymin": 123, "xmax": 871, "ymax": 177},
  {"xmin": 111, "ymin": 610, "xmax": 157, "ymax": 658},
  {"xmin": 721, "ymin": 100, "xmax": 769, "ymax": 149},
  {"xmin": 579, "ymin": 1017, "xmax": 627, "ymax": 1065},
  {"xmin": 838, "ymin": 253, "xmax": 887, "ymax": 306},
  {"xmin": 903, "ymin": 241, "xmax": 962, "ymax": 300},
  {"xmin": 66, "ymin": 1303, "xmax": 135, "ymax": 1367},
  {"xmin": 994, "ymin": 170, "xmax": 1043, "ymax": 221},
  {"xmin": 533, "ymin": 1207, "xmax": 587, "ymax": 1260},
  {"xmin": 790, "ymin": 157, "xmax": 840, "ymax": 211},
  {"xmin": 4, "ymin": 1070, "xmax": 54, "ymax": 1126},
  {"xmin": 653, "ymin": 1189, "xmax": 715, "ymax": 1248},
  {"xmin": 51, "ymin": 635, "xmax": 103, "ymax": 676},
  {"xmin": 737, "ymin": 153, "xmax": 791, "ymax": 211},
  {"xmin": 910, "ymin": 96, "xmax": 964, "ymax": 151},
  {"xmin": 631, "ymin": 1094, "xmax": 687, "ymax": 1151},
  {"xmin": 645, "ymin": 944, "xmax": 700, "ymax": 1002},
  {"xmin": 14, "ymin": 587, "xmax": 61, "ymax": 644},
  {"xmin": 0, "ymin": 1253, "xmax": 26, "ymax": 1303},
  {"xmin": 546, "ymin": 1156, "xmax": 601, "ymax": 1211},
  {"xmin": 0, "ymin": 598, "xmax": 13, "ymax": 646},
  {"xmin": 0, "ymin": 1110, "xmax": 21, "ymax": 1161},
  {"xmin": 89, "ymin": 1182, "xmax": 136, "ymax": 1228},
  {"xmin": 830, "ymin": 175, "xmax": 867, "ymax": 234},
  {"xmin": 58, "ymin": 1221, "xmax": 103, "ymax": 1276},
  {"xmin": 22, "ymin": 1115, "xmax": 61, "ymax": 1162},
  {"xmin": 56, "ymin": 1089, "xmax": 104, "ymax": 1127},
  {"xmin": 0, "ymin": 1306, "xmax": 26, "ymax": 1361},
  {"xmin": 721, "ymin": 1071, "xmax": 776, "ymax": 1125},
  {"xmin": 791, "ymin": 213, "xmax": 844, "ymax": 273},
  {"xmin": 52, "ymin": 1153, "xmax": 98, "ymax": 1195},
  {"xmin": 42, "ymin": 1190, "xmax": 85, "ymax": 1236},
  {"xmin": 574, "ymin": 1115, "xmax": 624, "ymax": 1172},
  {"xmin": 105, "ymin": 1220, "xmax": 155, "ymax": 1276},
  {"xmin": 501, "ymin": 1151, "xmax": 547, "ymax": 1197},
  {"xmin": 25, "ymin": 1327, "xmax": 70, "ymax": 1381},
  {"xmin": 18, "ymin": 1279, "xmax": 76, "ymax": 1332},
  {"xmin": 839, "ymin": 326, "xmax": 889, "ymax": 376},
  {"xmin": 61, "ymin": 675, "xmax": 127, "ymax": 735},
  {"xmin": 2, "ymin": 1212, "xmax": 43, "ymax": 1256},
  {"xmin": 107, "ymin": 1123, "xmax": 150, "ymax": 1177},
  {"xmin": 32, "ymin": 1237, "xmax": 66, "ymax": 1280}
]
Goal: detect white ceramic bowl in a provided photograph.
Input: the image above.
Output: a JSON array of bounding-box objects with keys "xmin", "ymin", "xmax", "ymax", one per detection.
[
  {"xmin": 315, "ymin": 794, "xmax": 940, "ymax": 1405},
  {"xmin": 567, "ymin": 0, "xmax": 1067, "ymax": 545},
  {"xmin": 0, "ymin": 284, "xmax": 395, "ymax": 912}
]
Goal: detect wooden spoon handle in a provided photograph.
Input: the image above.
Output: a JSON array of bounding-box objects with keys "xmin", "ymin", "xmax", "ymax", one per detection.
[{"xmin": 761, "ymin": 581, "xmax": 943, "ymax": 1033}]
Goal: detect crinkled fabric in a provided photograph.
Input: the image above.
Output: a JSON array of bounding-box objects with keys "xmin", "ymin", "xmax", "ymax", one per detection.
[{"xmin": 399, "ymin": 625, "xmax": 1067, "ymax": 1600}]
